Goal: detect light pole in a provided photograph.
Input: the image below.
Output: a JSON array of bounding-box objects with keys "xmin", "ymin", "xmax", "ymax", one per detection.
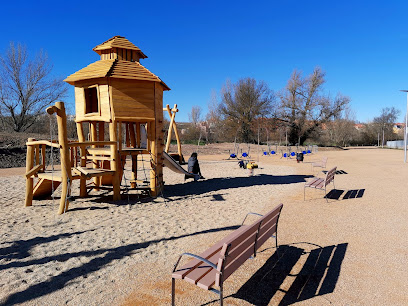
[{"xmin": 399, "ymin": 90, "xmax": 408, "ymax": 163}]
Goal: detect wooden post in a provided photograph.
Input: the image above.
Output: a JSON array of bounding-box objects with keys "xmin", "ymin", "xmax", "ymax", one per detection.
[
  {"xmin": 70, "ymin": 146, "xmax": 74, "ymax": 167},
  {"xmin": 136, "ymin": 123, "xmax": 141, "ymax": 148},
  {"xmin": 90, "ymin": 121, "xmax": 100, "ymax": 189},
  {"xmin": 129, "ymin": 123, "xmax": 137, "ymax": 188},
  {"xmin": 153, "ymin": 84, "xmax": 164, "ymax": 195},
  {"xmin": 125, "ymin": 123, "xmax": 130, "ymax": 147},
  {"xmin": 41, "ymin": 145, "xmax": 46, "ymax": 171},
  {"xmin": 149, "ymin": 121, "xmax": 157, "ymax": 196},
  {"xmin": 35, "ymin": 145, "xmax": 40, "ymax": 166},
  {"xmin": 76, "ymin": 122, "xmax": 87, "ymax": 197},
  {"xmin": 118, "ymin": 121, "xmax": 123, "ymax": 151},
  {"xmin": 47, "ymin": 102, "xmax": 72, "ymax": 214},
  {"xmin": 98, "ymin": 122, "xmax": 107, "ymax": 183},
  {"xmin": 25, "ymin": 138, "xmax": 35, "ymax": 207},
  {"xmin": 164, "ymin": 104, "xmax": 182, "ymax": 161},
  {"xmin": 109, "ymin": 121, "xmax": 121, "ymax": 200},
  {"xmin": 98, "ymin": 122, "xmax": 104, "ymax": 141},
  {"xmin": 165, "ymin": 104, "xmax": 176, "ymax": 153}
]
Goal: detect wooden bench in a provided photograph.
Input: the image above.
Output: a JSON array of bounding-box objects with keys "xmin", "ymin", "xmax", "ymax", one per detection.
[
  {"xmin": 304, "ymin": 166, "xmax": 337, "ymax": 202},
  {"xmin": 171, "ymin": 203, "xmax": 283, "ymax": 305},
  {"xmin": 312, "ymin": 156, "xmax": 328, "ymax": 171}
]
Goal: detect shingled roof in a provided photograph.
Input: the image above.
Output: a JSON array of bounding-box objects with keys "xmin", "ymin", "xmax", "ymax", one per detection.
[
  {"xmin": 93, "ymin": 36, "xmax": 147, "ymax": 58},
  {"xmin": 64, "ymin": 59, "xmax": 170, "ymax": 90}
]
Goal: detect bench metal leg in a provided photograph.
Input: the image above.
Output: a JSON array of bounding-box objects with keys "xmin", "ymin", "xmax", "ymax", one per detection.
[
  {"xmin": 219, "ymin": 284, "xmax": 223, "ymax": 306},
  {"xmin": 172, "ymin": 278, "xmax": 175, "ymax": 306}
]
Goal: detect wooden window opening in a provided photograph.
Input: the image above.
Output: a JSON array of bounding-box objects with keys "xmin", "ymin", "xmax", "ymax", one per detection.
[{"xmin": 84, "ymin": 86, "xmax": 99, "ymax": 115}]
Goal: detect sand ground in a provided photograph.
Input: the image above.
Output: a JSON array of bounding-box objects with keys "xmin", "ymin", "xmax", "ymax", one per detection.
[{"xmin": 0, "ymin": 148, "xmax": 407, "ymax": 305}]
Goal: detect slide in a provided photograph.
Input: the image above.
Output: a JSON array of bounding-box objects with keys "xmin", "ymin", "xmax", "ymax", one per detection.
[{"xmin": 163, "ymin": 152, "xmax": 198, "ymax": 179}]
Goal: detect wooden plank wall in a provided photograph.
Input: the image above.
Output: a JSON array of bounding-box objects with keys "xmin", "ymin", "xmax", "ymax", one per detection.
[{"xmin": 110, "ymin": 79, "xmax": 155, "ymax": 120}]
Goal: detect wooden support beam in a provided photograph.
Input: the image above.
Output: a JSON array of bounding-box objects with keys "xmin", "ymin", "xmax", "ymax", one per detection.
[
  {"xmin": 136, "ymin": 124, "xmax": 141, "ymax": 148},
  {"xmin": 26, "ymin": 140, "xmax": 60, "ymax": 148},
  {"xmin": 25, "ymin": 164, "xmax": 44, "ymax": 178},
  {"xmin": 164, "ymin": 104, "xmax": 182, "ymax": 159},
  {"xmin": 109, "ymin": 121, "xmax": 121, "ymax": 201},
  {"xmin": 118, "ymin": 121, "xmax": 123, "ymax": 151},
  {"xmin": 25, "ymin": 138, "xmax": 35, "ymax": 207},
  {"xmin": 77, "ymin": 122, "xmax": 87, "ymax": 197},
  {"xmin": 124, "ymin": 123, "xmax": 128, "ymax": 147},
  {"xmin": 90, "ymin": 121, "xmax": 100, "ymax": 190},
  {"xmin": 41, "ymin": 145, "xmax": 46, "ymax": 170},
  {"xmin": 35, "ymin": 145, "xmax": 40, "ymax": 166},
  {"xmin": 54, "ymin": 102, "xmax": 72, "ymax": 214},
  {"xmin": 129, "ymin": 123, "xmax": 137, "ymax": 188}
]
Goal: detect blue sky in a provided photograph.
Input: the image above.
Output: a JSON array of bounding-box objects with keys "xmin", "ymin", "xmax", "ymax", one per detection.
[{"xmin": 1, "ymin": 0, "xmax": 408, "ymax": 122}]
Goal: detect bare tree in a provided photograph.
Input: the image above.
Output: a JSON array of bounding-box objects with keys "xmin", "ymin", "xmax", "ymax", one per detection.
[
  {"xmin": 184, "ymin": 105, "xmax": 203, "ymax": 142},
  {"xmin": 219, "ymin": 78, "xmax": 274, "ymax": 143},
  {"xmin": 0, "ymin": 42, "xmax": 68, "ymax": 132},
  {"xmin": 188, "ymin": 105, "xmax": 202, "ymax": 125},
  {"xmin": 373, "ymin": 106, "xmax": 400, "ymax": 146},
  {"xmin": 278, "ymin": 67, "xmax": 350, "ymax": 145},
  {"xmin": 324, "ymin": 107, "xmax": 357, "ymax": 146}
]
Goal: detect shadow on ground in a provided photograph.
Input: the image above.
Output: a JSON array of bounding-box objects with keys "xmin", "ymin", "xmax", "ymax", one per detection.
[
  {"xmin": 164, "ymin": 174, "xmax": 313, "ymax": 198},
  {"xmin": 232, "ymin": 243, "xmax": 348, "ymax": 305},
  {"xmin": 325, "ymin": 189, "xmax": 365, "ymax": 200},
  {"xmin": 322, "ymin": 170, "xmax": 348, "ymax": 175},
  {"xmin": 0, "ymin": 225, "xmax": 240, "ymax": 305}
]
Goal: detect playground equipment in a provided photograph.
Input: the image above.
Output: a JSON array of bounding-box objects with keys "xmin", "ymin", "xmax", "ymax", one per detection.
[
  {"xmin": 164, "ymin": 104, "xmax": 184, "ymax": 164},
  {"xmin": 240, "ymin": 144, "xmax": 250, "ymax": 159},
  {"xmin": 24, "ymin": 36, "xmax": 190, "ymax": 214},
  {"xmin": 263, "ymin": 143, "xmax": 277, "ymax": 156},
  {"xmin": 25, "ymin": 102, "xmax": 121, "ymax": 214},
  {"xmin": 228, "ymin": 141, "xmax": 240, "ymax": 160},
  {"xmin": 280, "ymin": 146, "xmax": 295, "ymax": 159}
]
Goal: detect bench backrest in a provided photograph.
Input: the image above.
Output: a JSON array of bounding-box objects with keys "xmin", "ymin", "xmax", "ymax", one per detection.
[
  {"xmin": 215, "ymin": 203, "xmax": 283, "ymax": 286},
  {"xmin": 324, "ymin": 166, "xmax": 337, "ymax": 185}
]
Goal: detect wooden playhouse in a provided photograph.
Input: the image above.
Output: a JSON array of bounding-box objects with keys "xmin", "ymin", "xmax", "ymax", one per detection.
[{"xmin": 25, "ymin": 36, "xmax": 179, "ymax": 214}]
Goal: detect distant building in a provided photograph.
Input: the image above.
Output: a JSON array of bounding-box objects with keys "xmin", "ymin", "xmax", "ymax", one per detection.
[
  {"xmin": 354, "ymin": 123, "xmax": 364, "ymax": 130},
  {"xmin": 393, "ymin": 123, "xmax": 405, "ymax": 134}
]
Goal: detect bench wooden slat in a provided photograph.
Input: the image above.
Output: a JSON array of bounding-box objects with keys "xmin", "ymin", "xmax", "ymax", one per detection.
[
  {"xmin": 225, "ymin": 221, "xmax": 260, "ymax": 253},
  {"xmin": 309, "ymin": 178, "xmax": 324, "ymax": 188},
  {"xmin": 172, "ymin": 247, "xmax": 222, "ymax": 280},
  {"xmin": 182, "ymin": 223, "xmax": 260, "ymax": 285},
  {"xmin": 184, "ymin": 251, "xmax": 223, "ymax": 285},
  {"xmin": 259, "ymin": 209, "xmax": 280, "ymax": 225},
  {"xmin": 221, "ymin": 242, "xmax": 257, "ymax": 282},
  {"xmin": 258, "ymin": 214, "xmax": 279, "ymax": 237},
  {"xmin": 257, "ymin": 224, "xmax": 277, "ymax": 249},
  {"xmin": 172, "ymin": 225, "xmax": 249, "ymax": 279},
  {"xmin": 223, "ymin": 231, "xmax": 258, "ymax": 267},
  {"xmin": 315, "ymin": 181, "xmax": 325, "ymax": 189},
  {"xmin": 197, "ymin": 268, "xmax": 218, "ymax": 290},
  {"xmin": 172, "ymin": 245, "xmax": 223, "ymax": 280},
  {"xmin": 305, "ymin": 177, "xmax": 321, "ymax": 187}
]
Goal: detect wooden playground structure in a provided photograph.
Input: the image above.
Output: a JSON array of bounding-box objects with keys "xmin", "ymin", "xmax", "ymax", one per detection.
[{"xmin": 24, "ymin": 36, "xmax": 186, "ymax": 214}]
